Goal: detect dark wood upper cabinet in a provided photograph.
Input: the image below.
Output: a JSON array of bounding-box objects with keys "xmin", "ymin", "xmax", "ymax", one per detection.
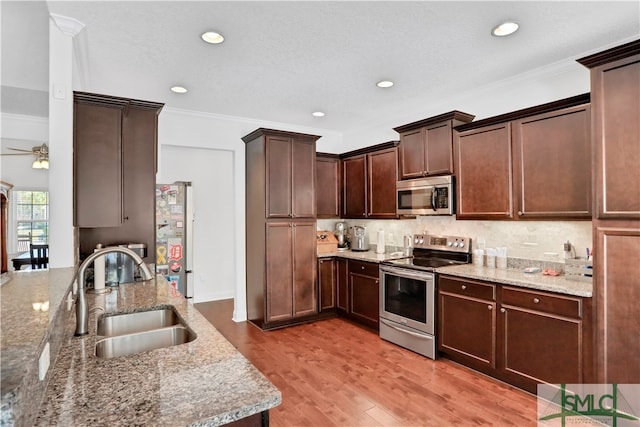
[
  {"xmin": 512, "ymin": 104, "xmax": 591, "ymax": 219},
  {"xmin": 265, "ymin": 134, "xmax": 316, "ymax": 219},
  {"xmin": 74, "ymin": 92, "xmax": 163, "ymax": 262},
  {"xmin": 74, "ymin": 98, "xmax": 126, "ymax": 228},
  {"xmin": 454, "ymin": 94, "xmax": 591, "ymax": 221},
  {"xmin": 367, "ymin": 147, "xmax": 398, "ymax": 218},
  {"xmin": 341, "ymin": 142, "xmax": 398, "ymax": 219},
  {"xmin": 342, "ymin": 155, "xmax": 367, "ymax": 218},
  {"xmin": 315, "ymin": 153, "xmax": 341, "ymax": 218},
  {"xmin": 454, "ymin": 123, "xmax": 514, "ymax": 220},
  {"xmin": 578, "ymin": 42, "xmax": 640, "ymax": 219},
  {"xmin": 394, "ymin": 111, "xmax": 475, "ymax": 179}
]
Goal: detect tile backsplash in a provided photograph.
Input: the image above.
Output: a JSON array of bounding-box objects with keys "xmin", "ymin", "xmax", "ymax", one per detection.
[{"xmin": 317, "ymin": 217, "xmax": 592, "ymax": 262}]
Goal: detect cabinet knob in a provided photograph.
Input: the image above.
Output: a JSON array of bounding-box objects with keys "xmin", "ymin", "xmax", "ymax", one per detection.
[
  {"xmin": 500, "ymin": 308, "xmax": 506, "ymax": 313},
  {"xmin": 517, "ymin": 211, "xmax": 523, "ymax": 216},
  {"xmin": 461, "ymin": 285, "xmax": 467, "ymax": 290},
  {"xmin": 362, "ymin": 266, "xmax": 365, "ymax": 270},
  {"xmin": 375, "ymin": 280, "xmax": 379, "ymax": 284},
  {"xmin": 533, "ymin": 297, "xmax": 540, "ymax": 304},
  {"xmin": 487, "ymin": 305, "xmax": 493, "ymax": 310}
]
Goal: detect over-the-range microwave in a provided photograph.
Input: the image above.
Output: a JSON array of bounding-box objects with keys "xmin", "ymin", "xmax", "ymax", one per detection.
[{"xmin": 396, "ymin": 176, "xmax": 454, "ymax": 216}]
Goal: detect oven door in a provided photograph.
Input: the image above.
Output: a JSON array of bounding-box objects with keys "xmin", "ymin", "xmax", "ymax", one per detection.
[{"xmin": 379, "ymin": 265, "xmax": 435, "ymax": 335}]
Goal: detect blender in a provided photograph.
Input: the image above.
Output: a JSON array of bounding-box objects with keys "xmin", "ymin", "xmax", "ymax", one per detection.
[{"xmin": 334, "ymin": 222, "xmax": 349, "ymax": 251}]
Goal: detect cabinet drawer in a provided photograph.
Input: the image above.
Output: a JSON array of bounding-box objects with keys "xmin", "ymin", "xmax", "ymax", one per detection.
[
  {"xmin": 439, "ymin": 276, "xmax": 496, "ymax": 301},
  {"xmin": 502, "ymin": 287, "xmax": 582, "ymax": 319},
  {"xmin": 348, "ymin": 260, "xmax": 379, "ymax": 278}
]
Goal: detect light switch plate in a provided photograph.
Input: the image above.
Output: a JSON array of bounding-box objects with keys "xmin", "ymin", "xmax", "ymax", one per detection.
[{"xmin": 39, "ymin": 342, "xmax": 50, "ymax": 381}]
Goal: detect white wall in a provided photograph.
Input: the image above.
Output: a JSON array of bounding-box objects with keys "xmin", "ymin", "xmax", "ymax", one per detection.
[
  {"xmin": 158, "ymin": 108, "xmax": 342, "ymax": 321},
  {"xmin": 158, "ymin": 146, "xmax": 235, "ymax": 303}
]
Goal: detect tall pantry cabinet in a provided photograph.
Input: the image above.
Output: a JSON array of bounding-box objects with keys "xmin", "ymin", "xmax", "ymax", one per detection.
[
  {"xmin": 243, "ymin": 128, "xmax": 321, "ymax": 330},
  {"xmin": 578, "ymin": 40, "xmax": 640, "ymax": 384}
]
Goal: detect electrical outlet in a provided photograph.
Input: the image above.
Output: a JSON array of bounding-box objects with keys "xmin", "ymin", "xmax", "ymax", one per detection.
[{"xmin": 39, "ymin": 342, "xmax": 50, "ymax": 381}]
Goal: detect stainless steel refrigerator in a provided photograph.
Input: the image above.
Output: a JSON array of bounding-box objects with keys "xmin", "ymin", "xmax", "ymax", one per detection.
[{"xmin": 156, "ymin": 182, "xmax": 194, "ymax": 298}]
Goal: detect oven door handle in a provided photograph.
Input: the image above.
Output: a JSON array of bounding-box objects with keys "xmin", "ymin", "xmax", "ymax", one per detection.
[
  {"xmin": 380, "ymin": 266, "xmax": 434, "ymax": 281},
  {"xmin": 380, "ymin": 318, "xmax": 434, "ymax": 340}
]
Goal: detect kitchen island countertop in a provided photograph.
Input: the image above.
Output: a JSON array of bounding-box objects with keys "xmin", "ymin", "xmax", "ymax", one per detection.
[{"xmin": 34, "ymin": 276, "xmax": 281, "ymax": 426}]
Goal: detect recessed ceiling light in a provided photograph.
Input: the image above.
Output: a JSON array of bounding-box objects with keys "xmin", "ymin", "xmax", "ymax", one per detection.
[
  {"xmin": 376, "ymin": 80, "xmax": 394, "ymax": 88},
  {"xmin": 312, "ymin": 111, "xmax": 325, "ymax": 117},
  {"xmin": 171, "ymin": 86, "xmax": 188, "ymax": 94},
  {"xmin": 491, "ymin": 21, "xmax": 519, "ymax": 37},
  {"xmin": 201, "ymin": 31, "xmax": 225, "ymax": 44}
]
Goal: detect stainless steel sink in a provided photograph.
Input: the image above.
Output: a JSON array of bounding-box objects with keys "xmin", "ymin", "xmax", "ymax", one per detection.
[
  {"xmin": 95, "ymin": 325, "xmax": 196, "ymax": 359},
  {"xmin": 97, "ymin": 307, "xmax": 182, "ymax": 337}
]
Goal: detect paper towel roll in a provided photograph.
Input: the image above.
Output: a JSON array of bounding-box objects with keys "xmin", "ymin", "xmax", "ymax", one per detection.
[
  {"xmin": 376, "ymin": 230, "xmax": 385, "ymax": 254},
  {"xmin": 94, "ymin": 245, "xmax": 105, "ymax": 291}
]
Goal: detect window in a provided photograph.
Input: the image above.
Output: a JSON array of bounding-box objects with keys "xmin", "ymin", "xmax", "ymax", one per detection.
[{"xmin": 15, "ymin": 190, "xmax": 49, "ymax": 252}]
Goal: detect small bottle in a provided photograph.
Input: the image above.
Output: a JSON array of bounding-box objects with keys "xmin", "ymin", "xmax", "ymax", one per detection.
[{"xmin": 563, "ymin": 240, "xmax": 575, "ymax": 260}]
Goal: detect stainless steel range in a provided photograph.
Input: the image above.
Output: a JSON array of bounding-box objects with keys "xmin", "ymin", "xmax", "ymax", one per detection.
[{"xmin": 379, "ymin": 234, "xmax": 472, "ymax": 359}]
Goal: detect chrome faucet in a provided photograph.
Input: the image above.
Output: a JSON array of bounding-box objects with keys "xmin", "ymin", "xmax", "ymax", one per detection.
[{"xmin": 74, "ymin": 246, "xmax": 154, "ymax": 336}]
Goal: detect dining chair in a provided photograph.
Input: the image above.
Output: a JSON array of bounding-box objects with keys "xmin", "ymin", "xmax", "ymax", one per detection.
[{"xmin": 30, "ymin": 244, "xmax": 49, "ymax": 269}]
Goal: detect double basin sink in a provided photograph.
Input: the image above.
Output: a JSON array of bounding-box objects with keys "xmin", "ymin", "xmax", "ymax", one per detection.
[{"xmin": 95, "ymin": 306, "xmax": 196, "ymax": 359}]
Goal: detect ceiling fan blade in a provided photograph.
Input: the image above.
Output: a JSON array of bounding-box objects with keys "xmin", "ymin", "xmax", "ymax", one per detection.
[
  {"xmin": 0, "ymin": 153, "xmax": 33, "ymax": 156},
  {"xmin": 8, "ymin": 147, "xmax": 34, "ymax": 153}
]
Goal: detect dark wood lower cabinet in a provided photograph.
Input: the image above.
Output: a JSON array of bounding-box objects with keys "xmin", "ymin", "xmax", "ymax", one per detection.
[
  {"xmin": 332, "ymin": 259, "xmax": 379, "ymax": 330},
  {"xmin": 225, "ymin": 410, "xmax": 269, "ymax": 427},
  {"xmin": 438, "ymin": 275, "xmax": 592, "ymax": 394},
  {"xmin": 318, "ymin": 257, "xmax": 337, "ymax": 312}
]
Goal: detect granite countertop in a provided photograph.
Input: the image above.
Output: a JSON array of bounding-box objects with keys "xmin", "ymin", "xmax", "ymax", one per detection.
[
  {"xmin": 436, "ymin": 264, "xmax": 593, "ymax": 297},
  {"xmin": 318, "ymin": 246, "xmax": 409, "ymax": 263},
  {"xmin": 1, "ymin": 268, "xmax": 76, "ymax": 425},
  {"xmin": 34, "ymin": 277, "xmax": 281, "ymax": 426}
]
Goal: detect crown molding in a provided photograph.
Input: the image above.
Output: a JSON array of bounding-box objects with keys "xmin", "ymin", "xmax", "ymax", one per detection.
[{"xmin": 50, "ymin": 13, "xmax": 85, "ymax": 37}]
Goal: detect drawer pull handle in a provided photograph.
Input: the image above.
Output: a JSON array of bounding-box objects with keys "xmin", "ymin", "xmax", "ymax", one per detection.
[
  {"xmin": 500, "ymin": 308, "xmax": 506, "ymax": 313},
  {"xmin": 488, "ymin": 305, "xmax": 493, "ymax": 310},
  {"xmin": 533, "ymin": 298, "xmax": 540, "ymax": 304},
  {"xmin": 461, "ymin": 285, "xmax": 467, "ymax": 290},
  {"xmin": 362, "ymin": 266, "xmax": 365, "ymax": 270}
]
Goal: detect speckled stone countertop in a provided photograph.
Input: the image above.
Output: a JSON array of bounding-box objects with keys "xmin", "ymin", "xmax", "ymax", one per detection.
[
  {"xmin": 435, "ymin": 264, "xmax": 593, "ymax": 297},
  {"xmin": 34, "ymin": 277, "xmax": 281, "ymax": 427},
  {"xmin": 318, "ymin": 246, "xmax": 409, "ymax": 263},
  {"xmin": 1, "ymin": 268, "xmax": 76, "ymax": 426}
]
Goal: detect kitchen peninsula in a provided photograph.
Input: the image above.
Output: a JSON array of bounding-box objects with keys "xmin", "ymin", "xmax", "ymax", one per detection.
[{"xmin": 1, "ymin": 271, "xmax": 280, "ymax": 426}]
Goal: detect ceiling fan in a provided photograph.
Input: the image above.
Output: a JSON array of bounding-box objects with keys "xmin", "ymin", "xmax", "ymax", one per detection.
[{"xmin": 0, "ymin": 143, "xmax": 50, "ymax": 169}]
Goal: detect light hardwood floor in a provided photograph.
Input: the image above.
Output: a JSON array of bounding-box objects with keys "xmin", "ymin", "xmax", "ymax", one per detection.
[{"xmin": 195, "ymin": 300, "xmax": 538, "ymax": 427}]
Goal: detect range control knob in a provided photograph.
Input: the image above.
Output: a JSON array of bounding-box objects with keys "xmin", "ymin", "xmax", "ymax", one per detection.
[
  {"xmin": 459, "ymin": 242, "xmax": 465, "ymax": 248},
  {"xmin": 447, "ymin": 242, "xmax": 453, "ymax": 247}
]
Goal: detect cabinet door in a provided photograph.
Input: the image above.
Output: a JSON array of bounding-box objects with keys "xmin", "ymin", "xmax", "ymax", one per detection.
[
  {"xmin": 594, "ymin": 224, "xmax": 640, "ymax": 383},
  {"xmin": 367, "ymin": 147, "xmax": 398, "ymax": 218},
  {"xmin": 292, "ymin": 222, "xmax": 317, "ymax": 318},
  {"xmin": 266, "ymin": 136, "xmax": 292, "ymax": 218},
  {"xmin": 315, "ymin": 156, "xmax": 341, "ymax": 218},
  {"xmin": 592, "ymin": 55, "xmax": 640, "ymax": 218},
  {"xmin": 318, "ymin": 258, "xmax": 336, "ymax": 311},
  {"xmin": 292, "ymin": 139, "xmax": 316, "ymax": 218},
  {"xmin": 498, "ymin": 306, "xmax": 583, "ymax": 392},
  {"xmin": 343, "ymin": 155, "xmax": 367, "ymax": 218},
  {"xmin": 455, "ymin": 123, "xmax": 513, "ymax": 219},
  {"xmin": 399, "ymin": 129, "xmax": 425, "ymax": 179},
  {"xmin": 336, "ymin": 258, "xmax": 349, "ymax": 313},
  {"xmin": 74, "ymin": 101, "xmax": 125, "ymax": 227},
  {"xmin": 349, "ymin": 270, "xmax": 379, "ymax": 329},
  {"xmin": 266, "ymin": 222, "xmax": 293, "ymax": 322},
  {"xmin": 439, "ymin": 292, "xmax": 496, "ymax": 371},
  {"xmin": 512, "ymin": 105, "xmax": 591, "ymax": 219},
  {"xmin": 425, "ymin": 121, "xmax": 454, "ymax": 175}
]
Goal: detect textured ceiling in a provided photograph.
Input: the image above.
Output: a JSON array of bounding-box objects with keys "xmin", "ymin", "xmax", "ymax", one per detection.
[{"xmin": 2, "ymin": 1, "xmax": 639, "ymax": 132}]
